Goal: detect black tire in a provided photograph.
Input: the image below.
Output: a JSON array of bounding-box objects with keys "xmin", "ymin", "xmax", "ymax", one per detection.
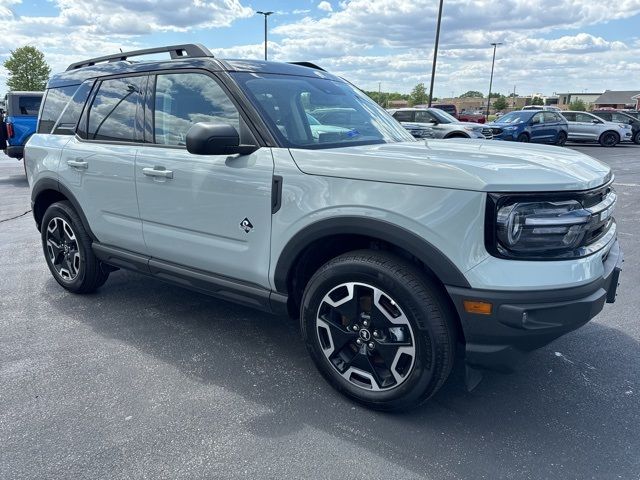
[
  {"xmin": 41, "ymin": 201, "xmax": 109, "ymax": 293},
  {"xmin": 555, "ymin": 130, "xmax": 568, "ymax": 146},
  {"xmin": 633, "ymin": 131, "xmax": 640, "ymax": 145},
  {"xmin": 300, "ymin": 250, "xmax": 455, "ymax": 411},
  {"xmin": 517, "ymin": 133, "xmax": 529, "ymax": 142},
  {"xmin": 599, "ymin": 131, "xmax": 619, "ymax": 147}
]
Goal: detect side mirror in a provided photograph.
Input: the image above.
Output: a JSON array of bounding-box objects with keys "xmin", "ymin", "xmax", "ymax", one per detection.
[
  {"xmin": 591, "ymin": 119, "xmax": 602, "ymax": 124},
  {"xmin": 186, "ymin": 122, "xmax": 258, "ymax": 156}
]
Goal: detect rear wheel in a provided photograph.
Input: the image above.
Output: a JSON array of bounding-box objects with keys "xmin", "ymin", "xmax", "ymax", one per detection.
[
  {"xmin": 555, "ymin": 131, "xmax": 568, "ymax": 146},
  {"xmin": 41, "ymin": 201, "xmax": 109, "ymax": 293},
  {"xmin": 517, "ymin": 133, "xmax": 529, "ymax": 142},
  {"xmin": 599, "ymin": 131, "xmax": 619, "ymax": 147},
  {"xmin": 300, "ymin": 251, "xmax": 455, "ymax": 411}
]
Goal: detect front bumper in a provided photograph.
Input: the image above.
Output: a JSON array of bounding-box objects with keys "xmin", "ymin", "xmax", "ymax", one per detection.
[
  {"xmin": 446, "ymin": 239, "xmax": 623, "ymax": 372},
  {"xmin": 6, "ymin": 145, "xmax": 24, "ymax": 159}
]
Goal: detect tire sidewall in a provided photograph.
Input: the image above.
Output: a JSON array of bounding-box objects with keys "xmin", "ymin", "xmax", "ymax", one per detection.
[
  {"xmin": 41, "ymin": 202, "xmax": 90, "ymax": 291},
  {"xmin": 557, "ymin": 131, "xmax": 567, "ymax": 146},
  {"xmin": 517, "ymin": 133, "xmax": 529, "ymax": 142},
  {"xmin": 634, "ymin": 131, "xmax": 640, "ymax": 145},
  {"xmin": 301, "ymin": 259, "xmax": 446, "ymax": 408}
]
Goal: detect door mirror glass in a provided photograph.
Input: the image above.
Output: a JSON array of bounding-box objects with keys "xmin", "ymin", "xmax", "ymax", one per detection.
[{"xmin": 186, "ymin": 122, "xmax": 256, "ymax": 155}]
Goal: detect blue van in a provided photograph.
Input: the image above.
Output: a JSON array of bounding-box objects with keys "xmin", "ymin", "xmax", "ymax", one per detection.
[
  {"xmin": 1, "ymin": 91, "xmax": 43, "ymax": 159},
  {"xmin": 488, "ymin": 110, "xmax": 568, "ymax": 145}
]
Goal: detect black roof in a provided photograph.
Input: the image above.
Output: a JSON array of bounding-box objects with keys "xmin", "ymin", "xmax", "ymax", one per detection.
[{"xmin": 48, "ymin": 44, "xmax": 341, "ymax": 89}]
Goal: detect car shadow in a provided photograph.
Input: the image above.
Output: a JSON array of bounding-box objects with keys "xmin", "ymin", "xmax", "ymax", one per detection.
[
  {"xmin": 0, "ymin": 174, "xmax": 28, "ymax": 187},
  {"xmin": 46, "ymin": 270, "xmax": 640, "ymax": 479}
]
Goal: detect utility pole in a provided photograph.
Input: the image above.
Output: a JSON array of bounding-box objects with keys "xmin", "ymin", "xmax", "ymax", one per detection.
[
  {"xmin": 512, "ymin": 85, "xmax": 516, "ymax": 109},
  {"xmin": 256, "ymin": 11, "xmax": 273, "ymax": 61},
  {"xmin": 485, "ymin": 42, "xmax": 502, "ymax": 117},
  {"xmin": 427, "ymin": 0, "xmax": 444, "ymax": 108}
]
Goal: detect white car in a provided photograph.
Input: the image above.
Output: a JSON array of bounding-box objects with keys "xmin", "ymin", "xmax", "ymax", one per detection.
[{"xmin": 561, "ymin": 110, "xmax": 633, "ymax": 147}]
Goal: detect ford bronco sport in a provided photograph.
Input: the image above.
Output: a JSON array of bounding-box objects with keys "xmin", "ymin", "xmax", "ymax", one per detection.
[{"xmin": 26, "ymin": 45, "xmax": 623, "ymax": 410}]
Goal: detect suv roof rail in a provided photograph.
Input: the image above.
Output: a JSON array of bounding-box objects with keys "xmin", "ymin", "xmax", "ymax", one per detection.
[
  {"xmin": 288, "ymin": 61, "xmax": 326, "ymax": 72},
  {"xmin": 66, "ymin": 44, "xmax": 214, "ymax": 71}
]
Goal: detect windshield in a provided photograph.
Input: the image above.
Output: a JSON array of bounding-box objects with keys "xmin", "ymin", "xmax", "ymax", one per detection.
[
  {"xmin": 495, "ymin": 111, "xmax": 530, "ymax": 124},
  {"xmin": 428, "ymin": 108, "xmax": 458, "ymax": 123},
  {"xmin": 232, "ymin": 72, "xmax": 415, "ymax": 149}
]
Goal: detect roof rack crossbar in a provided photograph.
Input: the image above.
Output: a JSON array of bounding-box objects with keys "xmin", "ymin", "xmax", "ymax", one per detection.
[
  {"xmin": 288, "ymin": 61, "xmax": 326, "ymax": 72},
  {"xmin": 66, "ymin": 44, "xmax": 214, "ymax": 71}
]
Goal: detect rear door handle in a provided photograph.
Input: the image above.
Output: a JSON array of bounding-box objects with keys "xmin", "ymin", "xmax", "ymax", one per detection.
[
  {"xmin": 67, "ymin": 159, "xmax": 88, "ymax": 169},
  {"xmin": 142, "ymin": 167, "xmax": 173, "ymax": 179}
]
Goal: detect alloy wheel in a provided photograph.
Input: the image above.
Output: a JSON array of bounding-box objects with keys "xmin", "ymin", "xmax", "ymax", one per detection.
[
  {"xmin": 315, "ymin": 282, "xmax": 416, "ymax": 392},
  {"xmin": 46, "ymin": 217, "xmax": 81, "ymax": 281}
]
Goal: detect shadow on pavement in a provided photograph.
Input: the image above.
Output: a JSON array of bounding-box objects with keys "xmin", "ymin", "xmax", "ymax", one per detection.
[{"xmin": 46, "ymin": 270, "xmax": 640, "ymax": 479}]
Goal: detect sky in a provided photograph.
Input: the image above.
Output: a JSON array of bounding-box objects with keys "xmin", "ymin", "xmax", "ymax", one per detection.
[{"xmin": 1, "ymin": 0, "xmax": 639, "ymax": 97}]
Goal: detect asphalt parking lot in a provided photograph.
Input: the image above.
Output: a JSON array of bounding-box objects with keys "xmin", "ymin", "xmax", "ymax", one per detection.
[{"xmin": 1, "ymin": 143, "xmax": 639, "ymax": 480}]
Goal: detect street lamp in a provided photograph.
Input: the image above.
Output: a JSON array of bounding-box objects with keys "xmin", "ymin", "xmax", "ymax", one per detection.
[
  {"xmin": 486, "ymin": 42, "xmax": 502, "ymax": 117},
  {"xmin": 427, "ymin": 0, "xmax": 444, "ymax": 108},
  {"xmin": 256, "ymin": 11, "xmax": 273, "ymax": 61}
]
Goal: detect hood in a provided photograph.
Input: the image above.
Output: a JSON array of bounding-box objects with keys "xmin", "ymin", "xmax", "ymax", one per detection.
[{"xmin": 288, "ymin": 140, "xmax": 611, "ymax": 192}]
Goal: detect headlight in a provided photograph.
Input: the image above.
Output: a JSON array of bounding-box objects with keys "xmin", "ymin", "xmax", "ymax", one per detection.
[
  {"xmin": 463, "ymin": 126, "xmax": 480, "ymax": 132},
  {"xmin": 502, "ymin": 126, "xmax": 517, "ymax": 130},
  {"xmin": 486, "ymin": 184, "xmax": 617, "ymax": 259}
]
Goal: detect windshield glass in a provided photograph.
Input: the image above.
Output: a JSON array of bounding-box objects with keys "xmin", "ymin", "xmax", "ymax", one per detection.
[
  {"xmin": 232, "ymin": 72, "xmax": 415, "ymax": 149},
  {"xmin": 495, "ymin": 111, "xmax": 530, "ymax": 124},
  {"xmin": 428, "ymin": 108, "xmax": 458, "ymax": 123}
]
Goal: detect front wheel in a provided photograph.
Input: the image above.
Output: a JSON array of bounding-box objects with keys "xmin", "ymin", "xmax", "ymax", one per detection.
[
  {"xmin": 300, "ymin": 251, "xmax": 455, "ymax": 411},
  {"xmin": 41, "ymin": 201, "xmax": 109, "ymax": 293},
  {"xmin": 599, "ymin": 131, "xmax": 619, "ymax": 147},
  {"xmin": 517, "ymin": 133, "xmax": 529, "ymax": 142},
  {"xmin": 633, "ymin": 131, "xmax": 640, "ymax": 145}
]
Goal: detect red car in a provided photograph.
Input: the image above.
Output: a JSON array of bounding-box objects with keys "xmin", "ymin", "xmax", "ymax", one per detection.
[{"xmin": 432, "ymin": 104, "xmax": 486, "ymax": 123}]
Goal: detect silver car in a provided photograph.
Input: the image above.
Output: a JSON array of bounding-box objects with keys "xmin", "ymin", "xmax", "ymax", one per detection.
[
  {"xmin": 561, "ymin": 110, "xmax": 633, "ymax": 147},
  {"xmin": 388, "ymin": 107, "xmax": 493, "ymax": 139}
]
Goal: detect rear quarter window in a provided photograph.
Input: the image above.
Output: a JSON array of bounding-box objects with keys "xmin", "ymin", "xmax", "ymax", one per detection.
[
  {"xmin": 38, "ymin": 85, "xmax": 79, "ymax": 134},
  {"xmin": 18, "ymin": 96, "xmax": 42, "ymax": 116}
]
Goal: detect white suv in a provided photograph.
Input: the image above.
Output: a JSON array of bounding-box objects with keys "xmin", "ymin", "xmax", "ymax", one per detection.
[
  {"xmin": 26, "ymin": 44, "xmax": 623, "ymax": 410},
  {"xmin": 561, "ymin": 110, "xmax": 633, "ymax": 146}
]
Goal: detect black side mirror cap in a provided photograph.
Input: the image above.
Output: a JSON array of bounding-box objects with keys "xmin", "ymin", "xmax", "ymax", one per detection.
[{"xmin": 186, "ymin": 122, "xmax": 258, "ymax": 156}]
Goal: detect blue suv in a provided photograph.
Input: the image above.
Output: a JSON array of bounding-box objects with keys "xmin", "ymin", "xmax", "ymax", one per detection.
[
  {"xmin": 1, "ymin": 91, "xmax": 43, "ymax": 161},
  {"xmin": 488, "ymin": 110, "xmax": 568, "ymax": 145}
]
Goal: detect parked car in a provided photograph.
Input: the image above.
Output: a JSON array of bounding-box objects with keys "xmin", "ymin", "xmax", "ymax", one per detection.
[
  {"xmin": 487, "ymin": 110, "xmax": 568, "ymax": 145},
  {"xmin": 388, "ymin": 107, "xmax": 493, "ymax": 139},
  {"xmin": 431, "ymin": 104, "xmax": 486, "ymax": 123},
  {"xmin": 620, "ymin": 110, "xmax": 640, "ymax": 120},
  {"xmin": 592, "ymin": 110, "xmax": 640, "ymax": 144},
  {"xmin": 561, "ymin": 111, "xmax": 633, "ymax": 147},
  {"xmin": 27, "ymin": 44, "xmax": 622, "ymax": 410},
  {"xmin": 1, "ymin": 91, "xmax": 43, "ymax": 162},
  {"xmin": 522, "ymin": 105, "xmax": 561, "ymax": 112}
]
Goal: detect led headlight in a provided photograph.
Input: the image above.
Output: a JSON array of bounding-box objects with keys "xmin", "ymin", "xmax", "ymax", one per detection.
[{"xmin": 486, "ymin": 186, "xmax": 617, "ymax": 259}]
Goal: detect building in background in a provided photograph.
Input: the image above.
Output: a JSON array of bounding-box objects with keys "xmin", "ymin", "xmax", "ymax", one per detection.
[
  {"xmin": 556, "ymin": 92, "xmax": 603, "ymax": 110},
  {"xmin": 593, "ymin": 90, "xmax": 640, "ymax": 109}
]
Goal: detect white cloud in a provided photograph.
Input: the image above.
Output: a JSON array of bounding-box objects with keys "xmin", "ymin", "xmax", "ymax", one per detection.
[{"xmin": 318, "ymin": 1, "xmax": 333, "ymax": 12}]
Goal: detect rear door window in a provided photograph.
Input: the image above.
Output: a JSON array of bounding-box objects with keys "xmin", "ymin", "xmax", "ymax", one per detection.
[
  {"xmin": 87, "ymin": 76, "xmax": 145, "ymax": 142},
  {"xmin": 543, "ymin": 112, "xmax": 558, "ymax": 123},
  {"xmin": 562, "ymin": 112, "xmax": 576, "ymax": 122}
]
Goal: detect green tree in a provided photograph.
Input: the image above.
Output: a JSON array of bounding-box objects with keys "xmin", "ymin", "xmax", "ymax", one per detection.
[
  {"xmin": 568, "ymin": 99, "xmax": 586, "ymax": 111},
  {"xmin": 493, "ymin": 97, "xmax": 508, "ymax": 111},
  {"xmin": 489, "ymin": 92, "xmax": 504, "ymax": 98},
  {"xmin": 409, "ymin": 83, "xmax": 429, "ymax": 106},
  {"xmin": 460, "ymin": 90, "xmax": 484, "ymax": 98},
  {"xmin": 531, "ymin": 96, "xmax": 544, "ymax": 106},
  {"xmin": 3, "ymin": 46, "xmax": 51, "ymax": 91}
]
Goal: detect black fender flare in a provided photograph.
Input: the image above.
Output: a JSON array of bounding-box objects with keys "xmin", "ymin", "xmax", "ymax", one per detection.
[
  {"xmin": 31, "ymin": 177, "xmax": 97, "ymax": 240},
  {"xmin": 273, "ymin": 216, "xmax": 471, "ymax": 293}
]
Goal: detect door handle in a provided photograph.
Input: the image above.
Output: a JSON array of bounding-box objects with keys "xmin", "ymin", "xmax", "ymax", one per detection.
[
  {"xmin": 67, "ymin": 159, "xmax": 88, "ymax": 169},
  {"xmin": 142, "ymin": 167, "xmax": 173, "ymax": 179}
]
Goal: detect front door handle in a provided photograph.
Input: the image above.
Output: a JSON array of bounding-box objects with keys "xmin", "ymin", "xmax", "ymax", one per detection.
[
  {"xmin": 67, "ymin": 159, "xmax": 88, "ymax": 169},
  {"xmin": 142, "ymin": 167, "xmax": 173, "ymax": 179}
]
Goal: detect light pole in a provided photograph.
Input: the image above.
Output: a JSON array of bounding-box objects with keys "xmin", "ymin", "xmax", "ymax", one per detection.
[
  {"xmin": 486, "ymin": 42, "xmax": 502, "ymax": 117},
  {"xmin": 256, "ymin": 11, "xmax": 273, "ymax": 61},
  {"xmin": 427, "ymin": 0, "xmax": 444, "ymax": 108}
]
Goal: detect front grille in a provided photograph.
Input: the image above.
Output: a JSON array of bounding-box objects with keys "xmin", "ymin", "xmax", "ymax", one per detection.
[
  {"xmin": 481, "ymin": 127, "xmax": 493, "ymax": 139},
  {"xmin": 490, "ymin": 127, "xmax": 503, "ymax": 135}
]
